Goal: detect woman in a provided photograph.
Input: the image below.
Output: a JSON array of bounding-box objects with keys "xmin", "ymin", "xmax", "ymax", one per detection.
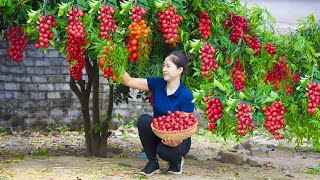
[{"xmin": 122, "ymin": 51, "xmax": 195, "ymax": 176}]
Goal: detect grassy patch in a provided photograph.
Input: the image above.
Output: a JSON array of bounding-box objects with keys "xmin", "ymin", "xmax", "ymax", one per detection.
[
  {"xmin": 0, "ymin": 125, "xmax": 7, "ymax": 135},
  {"xmin": 305, "ymin": 166, "xmax": 320, "ymax": 174},
  {"xmin": 118, "ymin": 163, "xmax": 132, "ymax": 167},
  {"xmin": 31, "ymin": 148, "xmax": 50, "ymax": 156}
]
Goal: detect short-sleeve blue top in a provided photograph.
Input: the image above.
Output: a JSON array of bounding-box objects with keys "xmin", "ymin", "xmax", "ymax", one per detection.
[{"xmin": 147, "ymin": 77, "xmax": 195, "ymax": 118}]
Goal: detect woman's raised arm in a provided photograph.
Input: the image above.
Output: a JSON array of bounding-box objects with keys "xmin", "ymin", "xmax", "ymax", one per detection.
[{"xmin": 122, "ymin": 72, "xmax": 149, "ymax": 91}]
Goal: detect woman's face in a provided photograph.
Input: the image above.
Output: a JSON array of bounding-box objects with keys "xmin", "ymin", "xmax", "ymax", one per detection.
[{"xmin": 162, "ymin": 55, "xmax": 182, "ymax": 81}]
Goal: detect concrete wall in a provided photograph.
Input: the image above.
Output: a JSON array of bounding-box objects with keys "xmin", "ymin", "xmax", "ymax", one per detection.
[
  {"xmin": 0, "ymin": 41, "xmax": 153, "ymax": 130},
  {"xmin": 240, "ymin": 0, "xmax": 320, "ymax": 25}
]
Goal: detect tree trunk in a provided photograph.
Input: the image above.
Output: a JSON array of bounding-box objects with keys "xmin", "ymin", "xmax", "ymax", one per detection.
[
  {"xmin": 98, "ymin": 83, "xmax": 114, "ymax": 156},
  {"xmin": 69, "ymin": 56, "xmax": 113, "ymax": 157},
  {"xmin": 91, "ymin": 60, "xmax": 101, "ymax": 156},
  {"xmin": 80, "ymin": 96, "xmax": 92, "ymax": 154},
  {"xmin": 69, "ymin": 77, "xmax": 93, "ymax": 155}
]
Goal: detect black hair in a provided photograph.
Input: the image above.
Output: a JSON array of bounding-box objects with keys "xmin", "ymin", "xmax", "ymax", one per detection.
[{"xmin": 167, "ymin": 51, "xmax": 192, "ymax": 76}]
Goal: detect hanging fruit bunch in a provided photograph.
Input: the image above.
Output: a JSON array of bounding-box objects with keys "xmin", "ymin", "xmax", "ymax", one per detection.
[
  {"xmin": 198, "ymin": 42, "xmax": 218, "ymax": 78},
  {"xmin": 243, "ymin": 34, "xmax": 261, "ymax": 56},
  {"xmin": 198, "ymin": 11, "xmax": 211, "ymax": 39},
  {"xmin": 231, "ymin": 58, "xmax": 246, "ymax": 91},
  {"xmin": 35, "ymin": 15, "xmax": 57, "ymax": 49},
  {"xmin": 97, "ymin": 5, "xmax": 119, "ymax": 81},
  {"xmin": 235, "ymin": 104, "xmax": 254, "ymax": 136},
  {"xmin": 264, "ymin": 42, "xmax": 276, "ymax": 56},
  {"xmin": 127, "ymin": 6, "xmax": 152, "ymax": 63},
  {"xmin": 264, "ymin": 56, "xmax": 289, "ymax": 90},
  {"xmin": 98, "ymin": 6, "xmax": 117, "ymax": 39},
  {"xmin": 223, "ymin": 13, "xmax": 250, "ymax": 44},
  {"xmin": 6, "ymin": 26, "xmax": 28, "ymax": 63},
  {"xmin": 306, "ymin": 82, "xmax": 320, "ymax": 114},
  {"xmin": 99, "ymin": 40, "xmax": 119, "ymax": 81},
  {"xmin": 205, "ymin": 98, "xmax": 223, "ymax": 131},
  {"xmin": 65, "ymin": 8, "xmax": 87, "ymax": 81},
  {"xmin": 263, "ymin": 101, "xmax": 286, "ymax": 140},
  {"xmin": 293, "ymin": 74, "xmax": 300, "ymax": 83},
  {"xmin": 157, "ymin": 5, "xmax": 183, "ymax": 47}
]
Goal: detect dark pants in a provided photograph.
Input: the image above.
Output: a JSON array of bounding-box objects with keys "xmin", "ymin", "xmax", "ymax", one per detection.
[{"xmin": 137, "ymin": 114, "xmax": 191, "ymax": 165}]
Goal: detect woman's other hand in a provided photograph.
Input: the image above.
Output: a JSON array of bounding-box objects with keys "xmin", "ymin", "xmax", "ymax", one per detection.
[{"xmin": 161, "ymin": 137, "xmax": 182, "ymax": 147}]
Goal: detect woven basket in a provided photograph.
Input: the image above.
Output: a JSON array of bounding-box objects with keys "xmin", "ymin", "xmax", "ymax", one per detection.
[{"xmin": 151, "ymin": 121, "xmax": 198, "ymax": 141}]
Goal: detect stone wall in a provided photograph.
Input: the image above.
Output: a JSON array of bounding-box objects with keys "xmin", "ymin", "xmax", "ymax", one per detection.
[{"xmin": 0, "ymin": 41, "xmax": 153, "ymax": 131}]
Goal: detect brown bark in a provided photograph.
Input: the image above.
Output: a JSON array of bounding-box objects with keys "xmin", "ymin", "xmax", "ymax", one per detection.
[
  {"xmin": 70, "ymin": 77, "xmax": 92, "ymax": 154},
  {"xmin": 91, "ymin": 60, "xmax": 101, "ymax": 156},
  {"xmin": 99, "ymin": 83, "xmax": 114, "ymax": 156}
]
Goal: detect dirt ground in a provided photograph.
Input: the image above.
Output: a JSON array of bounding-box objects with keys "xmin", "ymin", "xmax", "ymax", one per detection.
[{"xmin": 1, "ymin": 128, "xmax": 320, "ymax": 180}]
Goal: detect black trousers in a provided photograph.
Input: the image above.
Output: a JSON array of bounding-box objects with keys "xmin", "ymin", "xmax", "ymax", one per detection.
[{"xmin": 137, "ymin": 114, "xmax": 191, "ymax": 165}]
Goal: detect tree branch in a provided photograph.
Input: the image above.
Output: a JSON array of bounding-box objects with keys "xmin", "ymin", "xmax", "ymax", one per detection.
[
  {"xmin": 7, "ymin": 3, "xmax": 22, "ymax": 32},
  {"xmin": 69, "ymin": 75, "xmax": 82, "ymax": 98},
  {"xmin": 100, "ymin": 83, "xmax": 114, "ymax": 149},
  {"xmin": 85, "ymin": 55, "xmax": 93, "ymax": 97},
  {"xmin": 311, "ymin": 64, "xmax": 315, "ymax": 83},
  {"xmin": 78, "ymin": 79, "xmax": 86, "ymax": 95}
]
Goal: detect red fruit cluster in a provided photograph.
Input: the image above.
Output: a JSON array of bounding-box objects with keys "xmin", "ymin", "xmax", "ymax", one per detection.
[
  {"xmin": 157, "ymin": 6, "xmax": 183, "ymax": 47},
  {"xmin": 98, "ymin": 41, "xmax": 117, "ymax": 81},
  {"xmin": 243, "ymin": 34, "xmax": 260, "ymax": 56},
  {"xmin": 198, "ymin": 11, "xmax": 211, "ymax": 39},
  {"xmin": 293, "ymin": 74, "xmax": 300, "ymax": 83},
  {"xmin": 66, "ymin": 8, "xmax": 87, "ymax": 80},
  {"xmin": 206, "ymin": 98, "xmax": 223, "ymax": 131},
  {"xmin": 127, "ymin": 7, "xmax": 151, "ymax": 63},
  {"xmin": 263, "ymin": 102, "xmax": 286, "ymax": 139},
  {"xmin": 98, "ymin": 6, "xmax": 117, "ymax": 39},
  {"xmin": 198, "ymin": 42, "xmax": 218, "ymax": 78},
  {"xmin": 151, "ymin": 111, "xmax": 197, "ymax": 132},
  {"xmin": 235, "ymin": 104, "xmax": 254, "ymax": 136},
  {"xmin": 223, "ymin": 14, "xmax": 250, "ymax": 44},
  {"xmin": 264, "ymin": 42, "xmax": 276, "ymax": 55},
  {"xmin": 99, "ymin": 58, "xmax": 114, "ymax": 79},
  {"xmin": 264, "ymin": 56, "xmax": 289, "ymax": 90},
  {"xmin": 231, "ymin": 58, "xmax": 245, "ymax": 91},
  {"xmin": 103, "ymin": 65, "xmax": 114, "ymax": 79},
  {"xmin": 147, "ymin": 91, "xmax": 154, "ymax": 106},
  {"xmin": 35, "ymin": 16, "xmax": 56, "ymax": 49},
  {"xmin": 6, "ymin": 26, "xmax": 28, "ymax": 63},
  {"xmin": 307, "ymin": 82, "xmax": 320, "ymax": 114},
  {"xmin": 130, "ymin": 6, "xmax": 146, "ymax": 22},
  {"xmin": 285, "ymin": 84, "xmax": 293, "ymax": 96}
]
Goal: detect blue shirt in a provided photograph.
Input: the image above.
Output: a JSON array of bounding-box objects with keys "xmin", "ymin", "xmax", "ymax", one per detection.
[{"xmin": 147, "ymin": 78, "xmax": 195, "ymax": 118}]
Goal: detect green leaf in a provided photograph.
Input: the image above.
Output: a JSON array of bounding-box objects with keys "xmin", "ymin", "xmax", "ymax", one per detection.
[
  {"xmin": 263, "ymin": 97, "xmax": 274, "ymax": 104},
  {"xmin": 239, "ymin": 91, "xmax": 250, "ymax": 100},
  {"xmin": 58, "ymin": 45, "xmax": 66, "ymax": 54},
  {"xmin": 51, "ymin": 27, "xmax": 57, "ymax": 35},
  {"xmin": 76, "ymin": 0, "xmax": 89, "ymax": 10},
  {"xmin": 120, "ymin": 0, "xmax": 133, "ymax": 14},
  {"xmin": 270, "ymin": 91, "xmax": 279, "ymax": 99},
  {"xmin": 278, "ymin": 129, "xmax": 285, "ymax": 135},
  {"xmin": 213, "ymin": 78, "xmax": 226, "ymax": 92},
  {"xmin": 27, "ymin": 9, "xmax": 40, "ymax": 24},
  {"xmin": 88, "ymin": 0, "xmax": 101, "ymax": 14},
  {"xmin": 58, "ymin": 2, "xmax": 71, "ymax": 17},
  {"xmin": 155, "ymin": 0, "xmax": 166, "ymax": 9},
  {"xmin": 48, "ymin": 39, "xmax": 55, "ymax": 48}
]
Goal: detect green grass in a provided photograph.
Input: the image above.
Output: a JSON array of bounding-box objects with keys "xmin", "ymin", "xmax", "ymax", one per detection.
[{"xmin": 306, "ymin": 166, "xmax": 320, "ymax": 174}]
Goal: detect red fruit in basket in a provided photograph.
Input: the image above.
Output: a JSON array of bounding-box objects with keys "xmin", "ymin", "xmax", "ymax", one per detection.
[{"xmin": 151, "ymin": 110, "xmax": 197, "ymax": 132}]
